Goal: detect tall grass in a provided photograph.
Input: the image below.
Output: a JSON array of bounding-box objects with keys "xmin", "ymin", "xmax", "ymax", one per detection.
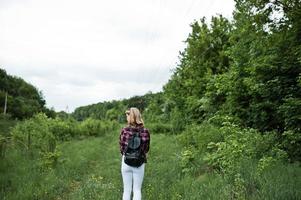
[
  {"xmin": 253, "ymin": 162, "xmax": 301, "ymax": 199},
  {"xmin": 1, "ymin": 122, "xmax": 300, "ymax": 199},
  {"xmin": 0, "ymin": 118, "xmax": 17, "ymax": 136}
]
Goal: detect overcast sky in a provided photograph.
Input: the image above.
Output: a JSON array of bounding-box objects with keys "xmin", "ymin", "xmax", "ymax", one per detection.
[{"xmin": 0, "ymin": 0, "xmax": 235, "ymax": 112}]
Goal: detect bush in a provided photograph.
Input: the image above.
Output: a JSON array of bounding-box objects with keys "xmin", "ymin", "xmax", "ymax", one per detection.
[
  {"xmin": 207, "ymin": 113, "xmax": 241, "ymax": 128},
  {"xmin": 38, "ymin": 149, "xmax": 61, "ymax": 171},
  {"xmin": 11, "ymin": 113, "xmax": 60, "ymax": 170},
  {"xmin": 80, "ymin": 118, "xmax": 119, "ymax": 137},
  {"xmin": 147, "ymin": 122, "xmax": 173, "ymax": 134},
  {"xmin": 280, "ymin": 130, "xmax": 301, "ymax": 162},
  {"xmin": 177, "ymin": 122, "xmax": 222, "ymax": 152},
  {"xmin": 49, "ymin": 118, "xmax": 81, "ymax": 141},
  {"xmin": 170, "ymin": 107, "xmax": 186, "ymax": 133},
  {"xmin": 11, "ymin": 113, "xmax": 56, "ymax": 155},
  {"xmin": 204, "ymin": 122, "xmax": 287, "ymax": 174},
  {"xmin": 80, "ymin": 118, "xmax": 103, "ymax": 136}
]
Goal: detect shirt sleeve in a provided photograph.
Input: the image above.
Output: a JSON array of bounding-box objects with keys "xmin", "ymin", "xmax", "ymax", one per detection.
[{"xmin": 142, "ymin": 129, "xmax": 150, "ymax": 154}]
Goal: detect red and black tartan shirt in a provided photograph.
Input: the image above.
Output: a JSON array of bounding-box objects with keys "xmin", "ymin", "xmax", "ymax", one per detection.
[{"xmin": 119, "ymin": 125, "xmax": 150, "ymax": 162}]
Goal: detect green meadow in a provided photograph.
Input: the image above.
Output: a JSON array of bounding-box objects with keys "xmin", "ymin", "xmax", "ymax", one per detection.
[{"xmin": 1, "ymin": 122, "xmax": 300, "ymax": 200}]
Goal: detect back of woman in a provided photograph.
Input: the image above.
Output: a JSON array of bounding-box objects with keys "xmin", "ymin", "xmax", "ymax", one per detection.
[{"xmin": 119, "ymin": 107, "xmax": 150, "ymax": 200}]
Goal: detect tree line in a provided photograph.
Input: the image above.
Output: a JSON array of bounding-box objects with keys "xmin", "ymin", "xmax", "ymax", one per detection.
[{"xmin": 0, "ymin": 68, "xmax": 55, "ymax": 119}]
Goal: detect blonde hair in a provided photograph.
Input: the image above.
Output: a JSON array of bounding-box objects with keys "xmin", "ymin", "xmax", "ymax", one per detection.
[{"xmin": 126, "ymin": 107, "xmax": 144, "ymax": 127}]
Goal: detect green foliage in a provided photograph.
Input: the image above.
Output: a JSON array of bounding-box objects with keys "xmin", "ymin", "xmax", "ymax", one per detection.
[
  {"xmin": 160, "ymin": 0, "xmax": 301, "ymax": 163},
  {"xmin": 0, "ymin": 134, "xmax": 6, "ymax": 158},
  {"xmin": 0, "ymin": 68, "xmax": 49, "ymax": 119},
  {"xmin": 169, "ymin": 107, "xmax": 186, "ymax": 133},
  {"xmin": 203, "ymin": 122, "xmax": 287, "ymax": 174},
  {"xmin": 177, "ymin": 122, "xmax": 224, "ymax": 175},
  {"xmin": 49, "ymin": 117, "xmax": 80, "ymax": 141},
  {"xmin": 38, "ymin": 149, "xmax": 61, "ymax": 171},
  {"xmin": 72, "ymin": 92, "xmax": 160, "ymax": 121},
  {"xmin": 11, "ymin": 113, "xmax": 59, "ymax": 171},
  {"xmin": 255, "ymin": 162, "xmax": 301, "ymax": 200},
  {"xmin": 0, "ymin": 114, "xmax": 17, "ymax": 136},
  {"xmin": 11, "ymin": 113, "xmax": 56, "ymax": 154},
  {"xmin": 280, "ymin": 130, "xmax": 301, "ymax": 161},
  {"xmin": 143, "ymin": 92, "xmax": 169, "ymax": 123},
  {"xmin": 2, "ymin": 122, "xmax": 301, "ymax": 199},
  {"xmin": 225, "ymin": 0, "xmax": 301, "ymax": 132},
  {"xmin": 179, "ymin": 146, "xmax": 199, "ymax": 174},
  {"xmin": 2, "ymin": 0, "xmax": 301, "ymax": 198},
  {"xmin": 79, "ymin": 118, "xmax": 119, "ymax": 137},
  {"xmin": 278, "ymin": 98, "xmax": 301, "ymax": 132},
  {"xmin": 163, "ymin": 15, "xmax": 232, "ymax": 123},
  {"xmin": 105, "ymin": 108, "xmax": 120, "ymax": 121},
  {"xmin": 9, "ymin": 113, "xmax": 119, "ymax": 171},
  {"xmin": 0, "ymin": 116, "xmax": 17, "ymax": 159},
  {"xmin": 147, "ymin": 122, "xmax": 173, "ymax": 134},
  {"xmin": 232, "ymin": 173, "xmax": 247, "ymax": 200},
  {"xmin": 177, "ymin": 122, "xmax": 222, "ymax": 152}
]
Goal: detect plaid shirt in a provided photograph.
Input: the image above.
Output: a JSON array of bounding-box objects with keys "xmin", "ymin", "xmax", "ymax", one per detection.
[{"xmin": 119, "ymin": 126, "xmax": 150, "ymax": 162}]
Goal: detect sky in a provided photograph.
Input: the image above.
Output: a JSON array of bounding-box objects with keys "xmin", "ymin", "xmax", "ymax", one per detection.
[{"xmin": 0, "ymin": 0, "xmax": 235, "ymax": 112}]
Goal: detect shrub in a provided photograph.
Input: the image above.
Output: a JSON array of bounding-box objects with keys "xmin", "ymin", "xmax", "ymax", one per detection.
[
  {"xmin": 280, "ymin": 130, "xmax": 301, "ymax": 162},
  {"xmin": 204, "ymin": 122, "xmax": 287, "ymax": 174},
  {"xmin": 80, "ymin": 118, "xmax": 103, "ymax": 136},
  {"xmin": 38, "ymin": 149, "xmax": 61, "ymax": 171},
  {"xmin": 177, "ymin": 122, "xmax": 222, "ymax": 152},
  {"xmin": 179, "ymin": 146, "xmax": 197, "ymax": 174},
  {"xmin": 147, "ymin": 122, "xmax": 173, "ymax": 134},
  {"xmin": 11, "ymin": 113, "xmax": 60, "ymax": 170},
  {"xmin": 80, "ymin": 118, "xmax": 119, "ymax": 137},
  {"xmin": 11, "ymin": 113, "xmax": 56, "ymax": 155},
  {"xmin": 49, "ymin": 117, "xmax": 84, "ymax": 140},
  {"xmin": 49, "ymin": 118, "xmax": 75, "ymax": 141},
  {"xmin": 170, "ymin": 107, "xmax": 186, "ymax": 133}
]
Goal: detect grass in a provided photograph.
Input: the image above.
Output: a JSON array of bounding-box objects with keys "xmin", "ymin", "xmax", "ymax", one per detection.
[
  {"xmin": 0, "ymin": 118, "xmax": 17, "ymax": 135},
  {"xmin": 1, "ymin": 125, "xmax": 301, "ymax": 199},
  {"xmin": 0, "ymin": 127, "xmax": 185, "ymax": 200}
]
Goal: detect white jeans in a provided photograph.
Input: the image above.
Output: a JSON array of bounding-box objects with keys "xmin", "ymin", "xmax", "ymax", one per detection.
[{"xmin": 121, "ymin": 155, "xmax": 145, "ymax": 200}]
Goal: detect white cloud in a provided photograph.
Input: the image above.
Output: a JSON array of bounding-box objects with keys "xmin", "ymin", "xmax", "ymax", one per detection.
[{"xmin": 0, "ymin": 0, "xmax": 235, "ymax": 112}]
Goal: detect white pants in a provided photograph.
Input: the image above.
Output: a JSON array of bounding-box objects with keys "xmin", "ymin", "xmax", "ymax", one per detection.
[{"xmin": 121, "ymin": 155, "xmax": 145, "ymax": 200}]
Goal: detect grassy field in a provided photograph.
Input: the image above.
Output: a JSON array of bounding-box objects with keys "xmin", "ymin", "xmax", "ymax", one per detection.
[
  {"xmin": 1, "ymin": 125, "xmax": 301, "ymax": 200},
  {"xmin": 1, "ymin": 128, "xmax": 186, "ymax": 200}
]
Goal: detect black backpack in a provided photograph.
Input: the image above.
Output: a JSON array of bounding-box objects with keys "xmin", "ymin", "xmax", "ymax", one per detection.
[{"xmin": 124, "ymin": 128, "xmax": 145, "ymax": 167}]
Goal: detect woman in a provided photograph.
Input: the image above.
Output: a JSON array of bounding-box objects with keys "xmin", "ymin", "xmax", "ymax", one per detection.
[{"xmin": 119, "ymin": 107, "xmax": 150, "ymax": 200}]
